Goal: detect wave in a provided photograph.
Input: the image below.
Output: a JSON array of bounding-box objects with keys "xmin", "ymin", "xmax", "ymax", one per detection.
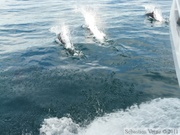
[{"xmin": 40, "ymin": 98, "xmax": 180, "ymax": 135}]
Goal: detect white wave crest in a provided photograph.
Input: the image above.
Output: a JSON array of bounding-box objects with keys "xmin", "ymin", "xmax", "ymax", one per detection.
[
  {"xmin": 80, "ymin": 7, "xmax": 106, "ymax": 43},
  {"xmin": 40, "ymin": 98, "xmax": 180, "ymax": 135}
]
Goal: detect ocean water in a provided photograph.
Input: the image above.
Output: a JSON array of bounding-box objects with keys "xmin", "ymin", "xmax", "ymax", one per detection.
[{"xmin": 0, "ymin": 0, "xmax": 180, "ymax": 134}]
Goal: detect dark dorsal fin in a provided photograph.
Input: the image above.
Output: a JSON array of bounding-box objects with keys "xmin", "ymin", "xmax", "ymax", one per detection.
[
  {"xmin": 146, "ymin": 12, "xmax": 154, "ymax": 19},
  {"xmin": 57, "ymin": 33, "xmax": 66, "ymax": 44},
  {"xmin": 177, "ymin": 18, "xmax": 180, "ymax": 26}
]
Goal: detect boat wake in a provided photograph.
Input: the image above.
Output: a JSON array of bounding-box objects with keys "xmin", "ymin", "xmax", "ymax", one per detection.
[{"xmin": 40, "ymin": 98, "xmax": 180, "ymax": 135}]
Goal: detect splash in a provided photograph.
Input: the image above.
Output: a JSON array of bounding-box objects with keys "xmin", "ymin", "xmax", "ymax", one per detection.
[
  {"xmin": 144, "ymin": 5, "xmax": 155, "ymax": 14},
  {"xmin": 153, "ymin": 8, "xmax": 164, "ymax": 22},
  {"xmin": 59, "ymin": 25, "xmax": 74, "ymax": 50},
  {"xmin": 40, "ymin": 98, "xmax": 180, "ymax": 135},
  {"xmin": 144, "ymin": 5, "xmax": 164, "ymax": 22},
  {"xmin": 80, "ymin": 8, "xmax": 106, "ymax": 43},
  {"xmin": 40, "ymin": 117, "xmax": 79, "ymax": 135},
  {"xmin": 50, "ymin": 26, "xmax": 61, "ymax": 35},
  {"xmin": 50, "ymin": 25, "xmax": 83, "ymax": 56},
  {"xmin": 50, "ymin": 25, "xmax": 74, "ymax": 50}
]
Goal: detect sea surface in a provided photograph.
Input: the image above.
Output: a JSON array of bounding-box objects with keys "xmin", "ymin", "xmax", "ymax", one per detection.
[{"xmin": 0, "ymin": 0, "xmax": 180, "ymax": 134}]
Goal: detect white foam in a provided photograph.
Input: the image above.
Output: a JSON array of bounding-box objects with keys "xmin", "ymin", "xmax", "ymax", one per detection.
[
  {"xmin": 40, "ymin": 98, "xmax": 180, "ymax": 135},
  {"xmin": 80, "ymin": 7, "xmax": 106, "ymax": 43},
  {"xmin": 40, "ymin": 117, "xmax": 79, "ymax": 135}
]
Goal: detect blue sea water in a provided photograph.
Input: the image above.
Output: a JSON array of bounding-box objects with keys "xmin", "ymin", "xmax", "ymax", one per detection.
[{"xmin": 0, "ymin": 0, "xmax": 180, "ymax": 134}]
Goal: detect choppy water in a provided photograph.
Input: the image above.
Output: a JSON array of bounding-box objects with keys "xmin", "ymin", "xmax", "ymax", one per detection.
[{"xmin": 0, "ymin": 0, "xmax": 180, "ymax": 134}]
